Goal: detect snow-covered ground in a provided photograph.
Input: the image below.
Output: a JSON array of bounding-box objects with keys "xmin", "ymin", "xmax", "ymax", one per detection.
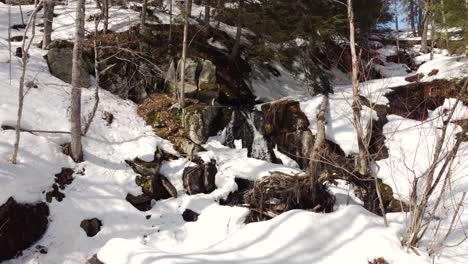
[{"xmin": 1, "ymin": 1, "xmax": 468, "ymax": 264}]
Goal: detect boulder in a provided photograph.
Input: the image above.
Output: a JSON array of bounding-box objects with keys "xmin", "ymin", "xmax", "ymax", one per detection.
[
  {"xmin": 183, "ymin": 159, "xmax": 217, "ymax": 195},
  {"xmin": 0, "ymin": 197, "xmax": 49, "ymax": 261},
  {"xmin": 198, "ymin": 59, "xmax": 217, "ymax": 89},
  {"xmin": 46, "ymin": 40, "xmax": 91, "ymax": 88},
  {"xmin": 261, "ymin": 100, "xmax": 314, "ymax": 168},
  {"xmin": 80, "ymin": 218, "xmax": 102, "ymax": 237},
  {"xmin": 182, "ymin": 209, "xmax": 199, "ymax": 222}
]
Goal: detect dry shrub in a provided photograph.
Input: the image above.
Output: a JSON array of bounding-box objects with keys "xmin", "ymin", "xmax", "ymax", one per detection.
[{"xmin": 244, "ymin": 172, "xmax": 335, "ymax": 222}]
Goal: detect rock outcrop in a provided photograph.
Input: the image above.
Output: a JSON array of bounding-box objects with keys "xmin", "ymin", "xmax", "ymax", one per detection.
[{"xmin": 0, "ymin": 198, "xmax": 49, "ymax": 261}]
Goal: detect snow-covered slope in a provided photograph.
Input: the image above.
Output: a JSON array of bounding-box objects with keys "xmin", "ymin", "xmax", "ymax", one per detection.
[{"xmin": 1, "ymin": 1, "xmax": 468, "ymax": 264}]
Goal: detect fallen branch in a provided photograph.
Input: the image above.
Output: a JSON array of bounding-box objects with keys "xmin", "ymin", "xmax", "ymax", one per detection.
[{"xmin": 2, "ymin": 125, "xmax": 70, "ymax": 134}]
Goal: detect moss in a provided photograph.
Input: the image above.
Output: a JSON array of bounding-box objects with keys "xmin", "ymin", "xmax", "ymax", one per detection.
[{"xmin": 199, "ymin": 83, "xmax": 219, "ymax": 91}]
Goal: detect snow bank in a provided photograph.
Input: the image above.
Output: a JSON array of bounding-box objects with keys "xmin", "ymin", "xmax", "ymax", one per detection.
[{"xmin": 98, "ymin": 206, "xmax": 427, "ymax": 264}]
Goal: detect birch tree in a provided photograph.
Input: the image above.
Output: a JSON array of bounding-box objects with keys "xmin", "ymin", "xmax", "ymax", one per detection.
[
  {"xmin": 11, "ymin": 1, "xmax": 42, "ymax": 164},
  {"xmin": 179, "ymin": 0, "xmax": 190, "ymax": 124},
  {"xmin": 70, "ymin": 0, "xmax": 85, "ymax": 162},
  {"xmin": 347, "ymin": 0, "xmax": 368, "ymax": 176}
]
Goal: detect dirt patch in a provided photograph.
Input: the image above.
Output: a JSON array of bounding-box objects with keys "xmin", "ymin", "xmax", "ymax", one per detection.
[{"xmin": 0, "ymin": 197, "xmax": 49, "ymax": 261}]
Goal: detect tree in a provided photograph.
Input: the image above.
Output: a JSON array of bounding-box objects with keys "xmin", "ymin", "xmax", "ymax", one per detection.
[
  {"xmin": 70, "ymin": 0, "xmax": 85, "ymax": 162},
  {"xmin": 179, "ymin": 0, "xmax": 190, "ymax": 125},
  {"xmin": 229, "ymin": 0, "xmax": 244, "ymax": 61},
  {"xmin": 394, "ymin": 0, "xmax": 400, "ymax": 62},
  {"xmin": 42, "ymin": 0, "xmax": 55, "ymax": 48},
  {"xmin": 204, "ymin": 0, "xmax": 211, "ymax": 25},
  {"xmin": 11, "ymin": 0, "xmax": 42, "ymax": 164},
  {"xmin": 420, "ymin": 0, "xmax": 432, "ymax": 53},
  {"xmin": 103, "ymin": 0, "xmax": 109, "ymax": 34},
  {"xmin": 140, "ymin": 0, "xmax": 148, "ymax": 33},
  {"xmin": 347, "ymin": 0, "xmax": 368, "ymax": 176}
]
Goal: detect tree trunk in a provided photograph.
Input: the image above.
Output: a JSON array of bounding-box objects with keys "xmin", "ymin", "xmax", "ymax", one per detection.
[
  {"xmin": 430, "ymin": 18, "xmax": 435, "ymax": 60},
  {"xmin": 187, "ymin": 0, "xmax": 193, "ymax": 17},
  {"xmin": 179, "ymin": 0, "xmax": 190, "ymax": 125},
  {"xmin": 70, "ymin": 0, "xmax": 85, "ymax": 162},
  {"xmin": 417, "ymin": 1, "xmax": 423, "ymax": 34},
  {"xmin": 11, "ymin": 0, "xmax": 41, "ymax": 164},
  {"xmin": 169, "ymin": 0, "xmax": 173, "ymax": 48},
  {"xmin": 347, "ymin": 0, "xmax": 368, "ymax": 176},
  {"xmin": 204, "ymin": 0, "xmax": 210, "ymax": 25},
  {"xmin": 410, "ymin": 0, "xmax": 417, "ymax": 36},
  {"xmin": 307, "ymin": 94, "xmax": 328, "ymax": 201},
  {"xmin": 394, "ymin": 0, "xmax": 400, "ymax": 62},
  {"xmin": 229, "ymin": 0, "xmax": 243, "ymax": 61},
  {"xmin": 420, "ymin": 0, "xmax": 431, "ymax": 53},
  {"xmin": 440, "ymin": 0, "xmax": 449, "ymax": 49},
  {"xmin": 103, "ymin": 0, "xmax": 109, "ymax": 34},
  {"xmin": 140, "ymin": 0, "xmax": 148, "ymax": 33},
  {"xmin": 42, "ymin": 0, "xmax": 55, "ymax": 49}
]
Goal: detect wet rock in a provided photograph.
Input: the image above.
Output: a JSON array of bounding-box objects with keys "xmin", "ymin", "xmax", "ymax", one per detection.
[
  {"xmin": 0, "ymin": 197, "xmax": 49, "ymax": 261},
  {"xmin": 225, "ymin": 110, "xmax": 278, "ymax": 162},
  {"xmin": 46, "ymin": 40, "xmax": 90, "ymax": 88},
  {"xmin": 183, "ymin": 159, "xmax": 217, "ymax": 195},
  {"xmin": 182, "ymin": 209, "xmax": 199, "ymax": 222},
  {"xmin": 261, "ymin": 100, "xmax": 313, "ymax": 168},
  {"xmin": 80, "ymin": 218, "xmax": 102, "ymax": 237},
  {"xmin": 125, "ymin": 193, "xmax": 153, "ymax": 211}
]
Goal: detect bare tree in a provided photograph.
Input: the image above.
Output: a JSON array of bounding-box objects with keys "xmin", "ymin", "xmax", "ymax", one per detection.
[
  {"xmin": 229, "ymin": 0, "xmax": 243, "ymax": 61},
  {"xmin": 103, "ymin": 0, "xmax": 109, "ymax": 34},
  {"xmin": 394, "ymin": 0, "xmax": 400, "ymax": 62},
  {"xmin": 420, "ymin": 0, "xmax": 431, "ymax": 53},
  {"xmin": 204, "ymin": 0, "xmax": 210, "ymax": 24},
  {"xmin": 307, "ymin": 94, "xmax": 328, "ymax": 204},
  {"xmin": 179, "ymin": 0, "xmax": 190, "ymax": 125},
  {"xmin": 140, "ymin": 0, "xmax": 148, "ymax": 33},
  {"xmin": 403, "ymin": 79, "xmax": 468, "ymax": 248},
  {"xmin": 11, "ymin": 0, "xmax": 42, "ymax": 164},
  {"xmin": 83, "ymin": 19, "xmax": 101, "ymax": 136},
  {"xmin": 347, "ymin": 0, "xmax": 368, "ymax": 176},
  {"xmin": 70, "ymin": 0, "xmax": 86, "ymax": 162},
  {"xmin": 42, "ymin": 0, "xmax": 55, "ymax": 48}
]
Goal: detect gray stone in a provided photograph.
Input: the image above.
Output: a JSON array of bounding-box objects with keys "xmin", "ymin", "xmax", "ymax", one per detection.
[
  {"xmin": 46, "ymin": 40, "xmax": 90, "ymax": 88},
  {"xmin": 198, "ymin": 59, "xmax": 216, "ymax": 89}
]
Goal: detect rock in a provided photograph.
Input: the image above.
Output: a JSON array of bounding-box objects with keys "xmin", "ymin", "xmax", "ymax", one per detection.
[
  {"xmin": 35, "ymin": 245, "xmax": 48, "ymax": 254},
  {"xmin": 125, "ymin": 193, "xmax": 153, "ymax": 211},
  {"xmin": 54, "ymin": 167, "xmax": 74, "ymax": 189},
  {"xmin": 186, "ymin": 104, "xmax": 222, "ymax": 145},
  {"xmin": 182, "ymin": 159, "xmax": 217, "ymax": 195},
  {"xmin": 102, "ymin": 111, "xmax": 114, "ymax": 126},
  {"xmin": 405, "ymin": 73, "xmax": 425, "ymax": 82},
  {"xmin": 46, "ymin": 40, "xmax": 90, "ymax": 88},
  {"xmin": 198, "ymin": 59, "xmax": 217, "ymax": 90},
  {"xmin": 86, "ymin": 254, "xmax": 104, "ymax": 264},
  {"xmin": 0, "ymin": 197, "xmax": 49, "ymax": 262},
  {"xmin": 225, "ymin": 110, "xmax": 278, "ymax": 162},
  {"xmin": 261, "ymin": 100, "xmax": 312, "ymax": 168},
  {"xmin": 428, "ymin": 69, "xmax": 439, "ymax": 76},
  {"xmin": 220, "ymin": 178, "xmax": 254, "ymax": 206},
  {"xmin": 80, "ymin": 218, "xmax": 102, "ymax": 237},
  {"xmin": 182, "ymin": 209, "xmax": 199, "ymax": 222}
]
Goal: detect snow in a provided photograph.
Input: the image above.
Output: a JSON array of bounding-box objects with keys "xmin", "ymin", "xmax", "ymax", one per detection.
[
  {"xmin": 97, "ymin": 206, "xmax": 428, "ymax": 264},
  {"xmin": 1, "ymin": 2, "xmax": 468, "ymax": 264},
  {"xmin": 417, "ymin": 56, "xmax": 468, "ymax": 82}
]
